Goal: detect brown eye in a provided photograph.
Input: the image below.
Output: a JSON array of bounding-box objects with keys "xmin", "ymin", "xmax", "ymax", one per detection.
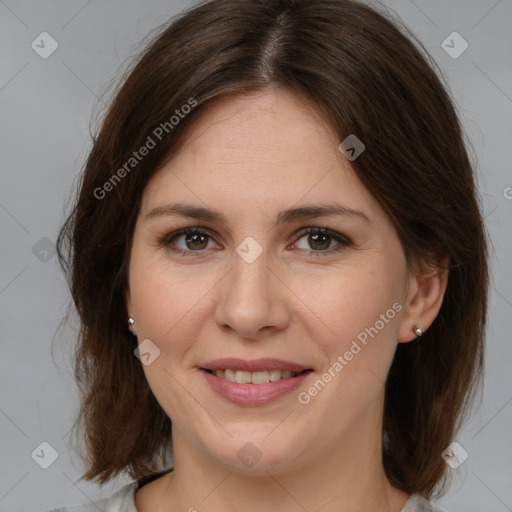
[
  {"xmin": 184, "ymin": 232, "xmax": 209, "ymax": 250},
  {"xmin": 159, "ymin": 228, "xmax": 217, "ymax": 254},
  {"xmin": 292, "ymin": 227, "xmax": 350, "ymax": 254},
  {"xmin": 308, "ymin": 232, "xmax": 332, "ymax": 250}
]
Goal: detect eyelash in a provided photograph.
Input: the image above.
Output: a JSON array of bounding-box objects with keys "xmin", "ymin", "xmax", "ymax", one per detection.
[{"xmin": 157, "ymin": 227, "xmax": 351, "ymax": 258}]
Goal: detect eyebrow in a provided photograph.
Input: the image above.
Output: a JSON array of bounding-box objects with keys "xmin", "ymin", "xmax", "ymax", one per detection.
[{"xmin": 145, "ymin": 202, "xmax": 370, "ymax": 225}]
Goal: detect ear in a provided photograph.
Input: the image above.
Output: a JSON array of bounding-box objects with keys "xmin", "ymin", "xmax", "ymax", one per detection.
[{"xmin": 397, "ymin": 255, "xmax": 449, "ymax": 343}]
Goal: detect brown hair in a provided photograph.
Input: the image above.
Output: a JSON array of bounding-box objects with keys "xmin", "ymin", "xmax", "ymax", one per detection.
[{"xmin": 56, "ymin": 0, "xmax": 488, "ymax": 497}]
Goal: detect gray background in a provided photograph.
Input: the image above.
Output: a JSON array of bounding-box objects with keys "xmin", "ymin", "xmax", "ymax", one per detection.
[{"xmin": 1, "ymin": 1, "xmax": 511, "ymax": 511}]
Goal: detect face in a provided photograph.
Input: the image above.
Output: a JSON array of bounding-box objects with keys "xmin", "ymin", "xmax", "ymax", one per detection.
[{"xmin": 127, "ymin": 89, "xmax": 414, "ymax": 475}]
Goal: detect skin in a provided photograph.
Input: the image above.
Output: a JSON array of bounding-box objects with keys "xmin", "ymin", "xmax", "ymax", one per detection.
[{"xmin": 127, "ymin": 89, "xmax": 448, "ymax": 512}]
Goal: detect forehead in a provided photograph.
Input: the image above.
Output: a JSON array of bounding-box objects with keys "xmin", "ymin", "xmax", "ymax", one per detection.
[
  {"xmin": 141, "ymin": 89, "xmax": 378, "ymax": 218},
  {"xmin": 181, "ymin": 90, "xmax": 337, "ymax": 162}
]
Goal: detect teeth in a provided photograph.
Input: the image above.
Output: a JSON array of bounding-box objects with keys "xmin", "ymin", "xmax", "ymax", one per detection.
[
  {"xmin": 224, "ymin": 369, "xmax": 236, "ymax": 382},
  {"xmin": 269, "ymin": 369, "xmax": 281, "ymax": 381},
  {"xmin": 235, "ymin": 371, "xmax": 252, "ymax": 384},
  {"xmin": 251, "ymin": 371, "xmax": 269, "ymax": 384},
  {"xmin": 212, "ymin": 369, "xmax": 298, "ymax": 384}
]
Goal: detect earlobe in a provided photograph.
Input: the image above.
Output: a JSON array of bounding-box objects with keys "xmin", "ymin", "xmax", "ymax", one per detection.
[
  {"xmin": 125, "ymin": 291, "xmax": 137, "ymax": 335},
  {"xmin": 127, "ymin": 316, "xmax": 137, "ymax": 336},
  {"xmin": 397, "ymin": 257, "xmax": 449, "ymax": 343},
  {"xmin": 413, "ymin": 325, "xmax": 423, "ymax": 338}
]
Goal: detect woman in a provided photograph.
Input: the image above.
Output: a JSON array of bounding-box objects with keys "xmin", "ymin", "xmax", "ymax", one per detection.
[{"xmin": 50, "ymin": 0, "xmax": 488, "ymax": 511}]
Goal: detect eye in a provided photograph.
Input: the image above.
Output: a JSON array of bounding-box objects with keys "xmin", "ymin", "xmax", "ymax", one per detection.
[
  {"xmin": 291, "ymin": 227, "xmax": 350, "ymax": 255},
  {"xmin": 158, "ymin": 227, "xmax": 219, "ymax": 254},
  {"xmin": 157, "ymin": 226, "xmax": 350, "ymax": 257}
]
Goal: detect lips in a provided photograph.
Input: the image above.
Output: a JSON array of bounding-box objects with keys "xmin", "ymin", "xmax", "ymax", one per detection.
[
  {"xmin": 201, "ymin": 357, "xmax": 310, "ymax": 373},
  {"xmin": 202, "ymin": 369, "xmax": 312, "ymax": 406},
  {"xmin": 200, "ymin": 358, "xmax": 313, "ymax": 406}
]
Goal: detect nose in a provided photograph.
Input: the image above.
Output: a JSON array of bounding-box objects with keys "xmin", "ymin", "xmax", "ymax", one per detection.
[{"xmin": 213, "ymin": 247, "xmax": 291, "ymax": 340}]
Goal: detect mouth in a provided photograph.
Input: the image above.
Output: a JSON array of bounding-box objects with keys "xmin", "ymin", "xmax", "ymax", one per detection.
[
  {"xmin": 201, "ymin": 368, "xmax": 313, "ymax": 384},
  {"xmin": 199, "ymin": 358, "xmax": 314, "ymax": 405},
  {"xmin": 200, "ymin": 357, "xmax": 313, "ymax": 381}
]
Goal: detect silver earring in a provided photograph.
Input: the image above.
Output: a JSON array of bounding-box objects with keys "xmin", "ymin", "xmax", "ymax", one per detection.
[
  {"xmin": 413, "ymin": 325, "xmax": 423, "ymax": 337},
  {"xmin": 128, "ymin": 317, "xmax": 135, "ymax": 327}
]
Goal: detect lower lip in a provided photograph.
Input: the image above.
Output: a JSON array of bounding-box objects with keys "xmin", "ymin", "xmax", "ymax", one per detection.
[{"xmin": 202, "ymin": 369, "xmax": 312, "ymax": 406}]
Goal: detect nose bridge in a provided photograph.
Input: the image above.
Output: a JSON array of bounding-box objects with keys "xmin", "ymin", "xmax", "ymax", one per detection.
[
  {"xmin": 232, "ymin": 246, "xmax": 270, "ymax": 298},
  {"xmin": 214, "ymin": 241, "xmax": 289, "ymax": 338},
  {"xmin": 230, "ymin": 233, "xmax": 271, "ymax": 293}
]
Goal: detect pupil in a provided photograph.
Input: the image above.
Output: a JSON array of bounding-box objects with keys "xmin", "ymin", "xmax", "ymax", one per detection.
[
  {"xmin": 186, "ymin": 233, "xmax": 207, "ymax": 250},
  {"xmin": 310, "ymin": 233, "xmax": 330, "ymax": 250}
]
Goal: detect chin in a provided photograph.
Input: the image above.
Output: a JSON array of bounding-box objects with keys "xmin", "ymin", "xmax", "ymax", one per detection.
[{"xmin": 199, "ymin": 427, "xmax": 309, "ymax": 476}]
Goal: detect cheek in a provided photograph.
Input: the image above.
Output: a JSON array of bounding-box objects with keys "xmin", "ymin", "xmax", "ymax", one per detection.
[
  {"xmin": 288, "ymin": 265, "xmax": 404, "ymax": 435},
  {"xmin": 128, "ymin": 253, "xmax": 218, "ymax": 419},
  {"xmin": 289, "ymin": 260, "xmax": 404, "ymax": 372},
  {"xmin": 128, "ymin": 249, "xmax": 214, "ymax": 357},
  {"xmin": 313, "ymin": 263, "xmax": 398, "ymax": 323}
]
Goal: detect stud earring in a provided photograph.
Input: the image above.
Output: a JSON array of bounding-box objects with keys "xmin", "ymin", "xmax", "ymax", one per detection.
[
  {"xmin": 128, "ymin": 317, "xmax": 135, "ymax": 327},
  {"xmin": 413, "ymin": 325, "xmax": 423, "ymax": 337}
]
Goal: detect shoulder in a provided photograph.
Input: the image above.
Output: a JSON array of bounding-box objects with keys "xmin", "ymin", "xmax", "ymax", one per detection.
[
  {"xmin": 43, "ymin": 468, "xmax": 173, "ymax": 512},
  {"xmin": 43, "ymin": 481, "xmax": 137, "ymax": 512},
  {"xmin": 402, "ymin": 494, "xmax": 450, "ymax": 512}
]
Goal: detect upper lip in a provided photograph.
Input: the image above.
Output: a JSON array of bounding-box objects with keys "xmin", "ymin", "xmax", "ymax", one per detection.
[{"xmin": 201, "ymin": 358, "xmax": 310, "ymax": 373}]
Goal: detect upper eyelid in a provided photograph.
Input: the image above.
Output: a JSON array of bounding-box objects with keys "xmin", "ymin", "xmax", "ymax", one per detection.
[{"xmin": 291, "ymin": 228, "xmax": 351, "ymax": 249}]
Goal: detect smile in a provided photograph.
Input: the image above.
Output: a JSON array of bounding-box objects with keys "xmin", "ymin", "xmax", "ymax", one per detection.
[
  {"xmin": 200, "ymin": 359, "xmax": 314, "ymax": 406},
  {"xmin": 205, "ymin": 368, "xmax": 303, "ymax": 384}
]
